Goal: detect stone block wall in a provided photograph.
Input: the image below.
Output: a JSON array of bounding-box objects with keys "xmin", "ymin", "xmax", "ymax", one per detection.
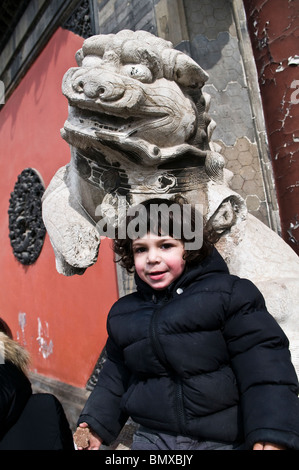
[{"xmin": 183, "ymin": 0, "xmax": 274, "ymax": 227}]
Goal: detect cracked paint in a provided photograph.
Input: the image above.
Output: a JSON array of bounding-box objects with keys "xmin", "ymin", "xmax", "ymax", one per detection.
[
  {"xmin": 288, "ymin": 55, "xmax": 299, "ymax": 66},
  {"xmin": 37, "ymin": 318, "xmax": 53, "ymax": 359},
  {"xmin": 244, "ymin": 0, "xmax": 299, "ymax": 253},
  {"xmin": 17, "ymin": 312, "xmax": 27, "ymax": 345},
  {"xmin": 287, "ymin": 217, "xmax": 299, "ymax": 246}
]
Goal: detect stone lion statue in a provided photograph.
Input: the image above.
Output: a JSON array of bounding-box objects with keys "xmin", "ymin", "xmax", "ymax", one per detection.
[{"xmin": 42, "ymin": 30, "xmax": 299, "ymax": 373}]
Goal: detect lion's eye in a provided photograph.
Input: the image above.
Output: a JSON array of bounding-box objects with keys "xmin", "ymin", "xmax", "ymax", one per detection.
[{"xmin": 122, "ymin": 64, "xmax": 153, "ymax": 83}]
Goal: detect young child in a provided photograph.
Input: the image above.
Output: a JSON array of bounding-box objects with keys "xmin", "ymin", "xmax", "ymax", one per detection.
[{"xmin": 75, "ymin": 198, "xmax": 299, "ymax": 450}]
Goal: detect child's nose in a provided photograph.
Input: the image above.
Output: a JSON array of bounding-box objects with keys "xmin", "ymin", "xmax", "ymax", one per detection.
[{"xmin": 147, "ymin": 248, "xmax": 160, "ymax": 263}]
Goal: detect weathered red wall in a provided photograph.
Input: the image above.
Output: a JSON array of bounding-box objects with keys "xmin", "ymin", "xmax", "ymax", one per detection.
[
  {"xmin": 243, "ymin": 0, "xmax": 299, "ymax": 255},
  {"xmin": 0, "ymin": 28, "xmax": 119, "ymax": 388}
]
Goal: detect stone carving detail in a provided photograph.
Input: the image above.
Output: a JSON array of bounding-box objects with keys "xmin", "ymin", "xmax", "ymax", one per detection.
[
  {"xmin": 9, "ymin": 168, "xmax": 46, "ymax": 265},
  {"xmin": 63, "ymin": 0, "xmax": 93, "ymax": 39},
  {"xmin": 42, "ymin": 30, "xmax": 299, "ymax": 373}
]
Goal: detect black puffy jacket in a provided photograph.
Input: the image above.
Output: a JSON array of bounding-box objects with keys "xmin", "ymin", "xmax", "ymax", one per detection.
[
  {"xmin": 0, "ymin": 332, "xmax": 74, "ymax": 450},
  {"xmin": 79, "ymin": 249, "xmax": 299, "ymax": 449},
  {"xmin": 0, "ymin": 361, "xmax": 32, "ymax": 439}
]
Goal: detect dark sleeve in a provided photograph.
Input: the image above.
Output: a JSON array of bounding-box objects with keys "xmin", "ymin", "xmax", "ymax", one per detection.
[
  {"xmin": 0, "ymin": 362, "xmax": 32, "ymax": 437},
  {"xmin": 77, "ymin": 334, "xmax": 131, "ymax": 445},
  {"xmin": 223, "ymin": 278, "xmax": 299, "ymax": 450}
]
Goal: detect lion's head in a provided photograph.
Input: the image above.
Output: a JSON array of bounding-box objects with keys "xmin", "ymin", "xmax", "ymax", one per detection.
[{"xmin": 61, "ymin": 29, "xmax": 216, "ymax": 166}]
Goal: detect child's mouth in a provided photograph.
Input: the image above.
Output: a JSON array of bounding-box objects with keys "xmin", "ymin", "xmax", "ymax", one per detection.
[{"xmin": 148, "ymin": 271, "xmax": 167, "ymax": 280}]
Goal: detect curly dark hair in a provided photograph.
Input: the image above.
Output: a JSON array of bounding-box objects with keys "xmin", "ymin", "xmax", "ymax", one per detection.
[{"xmin": 113, "ymin": 197, "xmax": 220, "ymax": 273}]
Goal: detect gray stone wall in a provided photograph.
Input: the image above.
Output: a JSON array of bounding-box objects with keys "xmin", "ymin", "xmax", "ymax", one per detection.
[
  {"xmin": 96, "ymin": 0, "xmax": 158, "ymax": 34},
  {"xmin": 183, "ymin": 0, "xmax": 272, "ymax": 226}
]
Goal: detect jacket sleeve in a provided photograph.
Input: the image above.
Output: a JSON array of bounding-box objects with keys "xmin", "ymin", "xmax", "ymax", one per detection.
[
  {"xmin": 0, "ymin": 363, "xmax": 32, "ymax": 437},
  {"xmin": 77, "ymin": 333, "xmax": 131, "ymax": 445},
  {"xmin": 223, "ymin": 278, "xmax": 299, "ymax": 450}
]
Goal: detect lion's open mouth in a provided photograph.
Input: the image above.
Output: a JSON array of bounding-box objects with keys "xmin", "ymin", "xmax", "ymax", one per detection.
[{"xmin": 66, "ymin": 105, "xmax": 168, "ymax": 140}]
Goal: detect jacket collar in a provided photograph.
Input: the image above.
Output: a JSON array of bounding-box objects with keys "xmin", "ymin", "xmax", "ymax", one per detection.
[
  {"xmin": 0, "ymin": 332, "xmax": 30, "ymax": 374},
  {"xmin": 134, "ymin": 248, "xmax": 229, "ymax": 301}
]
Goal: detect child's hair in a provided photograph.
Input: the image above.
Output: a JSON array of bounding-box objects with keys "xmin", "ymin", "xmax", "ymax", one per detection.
[{"xmin": 113, "ymin": 197, "xmax": 220, "ymax": 273}]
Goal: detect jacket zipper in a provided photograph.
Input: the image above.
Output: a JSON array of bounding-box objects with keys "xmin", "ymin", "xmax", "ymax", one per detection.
[
  {"xmin": 150, "ymin": 306, "xmax": 168, "ymax": 365},
  {"xmin": 174, "ymin": 376, "xmax": 186, "ymax": 434},
  {"xmin": 150, "ymin": 305, "xmax": 186, "ymax": 434}
]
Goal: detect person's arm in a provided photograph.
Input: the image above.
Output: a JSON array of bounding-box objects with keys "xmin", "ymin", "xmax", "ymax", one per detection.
[
  {"xmin": 76, "ymin": 334, "xmax": 131, "ymax": 447},
  {"xmin": 223, "ymin": 278, "xmax": 299, "ymax": 450},
  {"xmin": 0, "ymin": 362, "xmax": 32, "ymax": 436}
]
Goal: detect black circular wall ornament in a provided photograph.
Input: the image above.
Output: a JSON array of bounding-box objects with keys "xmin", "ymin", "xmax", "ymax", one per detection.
[{"xmin": 8, "ymin": 168, "xmax": 46, "ymax": 265}]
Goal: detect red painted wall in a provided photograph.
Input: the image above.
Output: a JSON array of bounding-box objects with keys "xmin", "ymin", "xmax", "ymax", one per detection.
[
  {"xmin": 244, "ymin": 0, "xmax": 299, "ymax": 255},
  {"xmin": 0, "ymin": 28, "xmax": 119, "ymax": 388}
]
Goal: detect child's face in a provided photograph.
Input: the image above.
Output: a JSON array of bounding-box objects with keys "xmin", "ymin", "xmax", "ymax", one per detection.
[{"xmin": 132, "ymin": 233, "xmax": 186, "ymax": 290}]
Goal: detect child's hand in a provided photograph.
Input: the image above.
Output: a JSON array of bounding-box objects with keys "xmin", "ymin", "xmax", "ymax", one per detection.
[
  {"xmin": 253, "ymin": 442, "xmax": 286, "ymax": 450},
  {"xmin": 73, "ymin": 422, "xmax": 103, "ymax": 450}
]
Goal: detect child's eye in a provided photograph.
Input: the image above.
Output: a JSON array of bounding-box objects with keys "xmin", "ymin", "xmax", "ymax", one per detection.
[
  {"xmin": 133, "ymin": 246, "xmax": 146, "ymax": 254},
  {"xmin": 161, "ymin": 243, "xmax": 173, "ymax": 250}
]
